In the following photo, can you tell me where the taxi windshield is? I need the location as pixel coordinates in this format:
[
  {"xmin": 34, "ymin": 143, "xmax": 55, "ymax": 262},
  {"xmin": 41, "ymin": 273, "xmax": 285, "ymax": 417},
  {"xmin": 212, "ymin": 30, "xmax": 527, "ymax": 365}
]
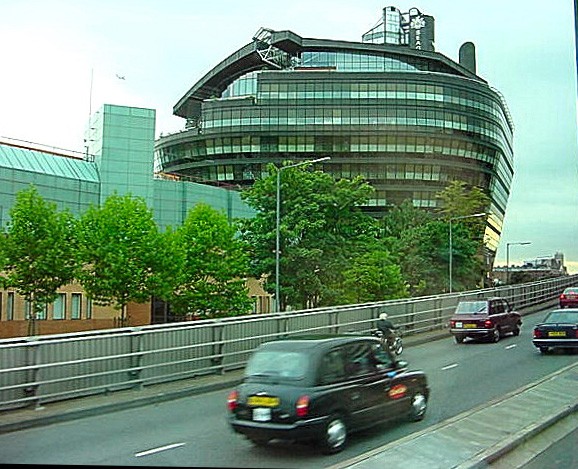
[{"xmin": 245, "ymin": 350, "xmax": 307, "ymax": 380}]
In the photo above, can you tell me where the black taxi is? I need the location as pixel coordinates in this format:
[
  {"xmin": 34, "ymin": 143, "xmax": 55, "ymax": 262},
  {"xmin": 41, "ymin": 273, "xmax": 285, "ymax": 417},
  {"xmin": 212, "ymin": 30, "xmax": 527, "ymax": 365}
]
[{"xmin": 226, "ymin": 335, "xmax": 429, "ymax": 454}]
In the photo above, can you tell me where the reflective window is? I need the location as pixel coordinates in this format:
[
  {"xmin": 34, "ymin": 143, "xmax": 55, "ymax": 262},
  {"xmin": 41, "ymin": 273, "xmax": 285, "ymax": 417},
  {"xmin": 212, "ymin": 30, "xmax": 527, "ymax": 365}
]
[
  {"xmin": 71, "ymin": 293, "xmax": 81, "ymax": 320},
  {"xmin": 86, "ymin": 298, "xmax": 93, "ymax": 320},
  {"xmin": 6, "ymin": 292, "xmax": 14, "ymax": 321},
  {"xmin": 53, "ymin": 293, "xmax": 66, "ymax": 320}
]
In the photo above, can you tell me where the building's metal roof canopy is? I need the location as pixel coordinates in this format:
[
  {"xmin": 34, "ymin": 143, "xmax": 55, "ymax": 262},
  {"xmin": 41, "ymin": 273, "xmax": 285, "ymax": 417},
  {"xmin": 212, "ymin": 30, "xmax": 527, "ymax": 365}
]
[
  {"xmin": 0, "ymin": 142, "xmax": 99, "ymax": 182},
  {"xmin": 173, "ymin": 28, "xmax": 484, "ymax": 119}
]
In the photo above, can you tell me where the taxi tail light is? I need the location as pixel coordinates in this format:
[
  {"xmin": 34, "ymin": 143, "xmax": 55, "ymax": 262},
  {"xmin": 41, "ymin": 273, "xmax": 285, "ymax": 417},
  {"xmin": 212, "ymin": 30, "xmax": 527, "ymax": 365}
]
[
  {"xmin": 296, "ymin": 395, "xmax": 310, "ymax": 418},
  {"xmin": 484, "ymin": 319, "xmax": 493, "ymax": 329},
  {"xmin": 560, "ymin": 294, "xmax": 566, "ymax": 299},
  {"xmin": 449, "ymin": 320, "xmax": 456, "ymax": 327},
  {"xmin": 575, "ymin": 330, "xmax": 578, "ymax": 338},
  {"xmin": 227, "ymin": 390, "xmax": 238, "ymax": 412},
  {"xmin": 533, "ymin": 329, "xmax": 542, "ymax": 338}
]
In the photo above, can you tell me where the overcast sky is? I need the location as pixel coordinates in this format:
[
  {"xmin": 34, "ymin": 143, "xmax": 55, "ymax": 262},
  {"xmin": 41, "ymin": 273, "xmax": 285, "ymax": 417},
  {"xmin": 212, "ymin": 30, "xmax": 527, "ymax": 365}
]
[{"xmin": 1, "ymin": 0, "xmax": 577, "ymax": 271}]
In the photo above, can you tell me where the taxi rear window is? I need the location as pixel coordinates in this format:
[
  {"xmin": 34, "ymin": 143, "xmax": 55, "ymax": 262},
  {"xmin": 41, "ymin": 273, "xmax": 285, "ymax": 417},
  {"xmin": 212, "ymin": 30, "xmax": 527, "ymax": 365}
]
[
  {"xmin": 455, "ymin": 301, "xmax": 487, "ymax": 314},
  {"xmin": 545, "ymin": 311, "xmax": 578, "ymax": 324},
  {"xmin": 245, "ymin": 350, "xmax": 307, "ymax": 380}
]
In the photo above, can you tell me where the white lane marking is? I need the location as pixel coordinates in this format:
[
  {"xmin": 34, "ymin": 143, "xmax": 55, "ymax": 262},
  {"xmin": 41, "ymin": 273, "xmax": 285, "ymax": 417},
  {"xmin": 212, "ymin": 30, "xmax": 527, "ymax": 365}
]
[
  {"xmin": 442, "ymin": 363, "xmax": 459, "ymax": 370},
  {"xmin": 505, "ymin": 344, "xmax": 517, "ymax": 350},
  {"xmin": 135, "ymin": 442, "xmax": 186, "ymax": 458}
]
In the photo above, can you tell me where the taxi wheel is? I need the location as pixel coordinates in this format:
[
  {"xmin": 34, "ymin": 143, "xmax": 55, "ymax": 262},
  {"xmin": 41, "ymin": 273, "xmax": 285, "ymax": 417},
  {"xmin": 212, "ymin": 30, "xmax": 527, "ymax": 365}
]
[
  {"xmin": 492, "ymin": 327, "xmax": 501, "ymax": 343},
  {"xmin": 408, "ymin": 392, "xmax": 427, "ymax": 421},
  {"xmin": 320, "ymin": 414, "xmax": 347, "ymax": 454}
]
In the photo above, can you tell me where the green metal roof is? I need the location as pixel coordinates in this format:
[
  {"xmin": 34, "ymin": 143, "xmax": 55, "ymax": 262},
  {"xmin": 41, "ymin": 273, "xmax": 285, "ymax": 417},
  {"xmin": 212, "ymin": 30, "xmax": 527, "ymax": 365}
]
[{"xmin": 0, "ymin": 143, "xmax": 99, "ymax": 182}]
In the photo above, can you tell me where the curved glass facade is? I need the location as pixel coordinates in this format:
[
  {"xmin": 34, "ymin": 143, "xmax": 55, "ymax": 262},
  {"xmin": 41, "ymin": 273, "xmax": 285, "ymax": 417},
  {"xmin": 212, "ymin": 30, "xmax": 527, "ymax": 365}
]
[{"xmin": 156, "ymin": 27, "xmax": 514, "ymax": 257}]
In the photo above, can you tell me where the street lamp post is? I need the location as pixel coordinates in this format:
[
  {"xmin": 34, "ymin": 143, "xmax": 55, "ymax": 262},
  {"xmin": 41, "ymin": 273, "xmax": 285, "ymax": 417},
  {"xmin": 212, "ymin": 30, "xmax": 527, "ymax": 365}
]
[
  {"xmin": 449, "ymin": 212, "xmax": 487, "ymax": 293},
  {"xmin": 275, "ymin": 156, "xmax": 330, "ymax": 312},
  {"xmin": 506, "ymin": 241, "xmax": 531, "ymax": 284}
]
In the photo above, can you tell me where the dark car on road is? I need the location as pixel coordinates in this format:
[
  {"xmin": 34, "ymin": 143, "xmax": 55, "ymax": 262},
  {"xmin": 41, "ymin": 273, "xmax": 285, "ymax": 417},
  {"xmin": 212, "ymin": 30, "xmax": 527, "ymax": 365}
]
[
  {"xmin": 532, "ymin": 308, "xmax": 578, "ymax": 354},
  {"xmin": 449, "ymin": 297, "xmax": 522, "ymax": 343},
  {"xmin": 558, "ymin": 287, "xmax": 578, "ymax": 308},
  {"xmin": 226, "ymin": 335, "xmax": 429, "ymax": 454}
]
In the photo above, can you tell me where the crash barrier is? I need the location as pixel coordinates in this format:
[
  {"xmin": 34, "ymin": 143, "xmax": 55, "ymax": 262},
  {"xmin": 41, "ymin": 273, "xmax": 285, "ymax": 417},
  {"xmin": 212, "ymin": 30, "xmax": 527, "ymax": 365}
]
[{"xmin": 1, "ymin": 275, "xmax": 576, "ymax": 410}]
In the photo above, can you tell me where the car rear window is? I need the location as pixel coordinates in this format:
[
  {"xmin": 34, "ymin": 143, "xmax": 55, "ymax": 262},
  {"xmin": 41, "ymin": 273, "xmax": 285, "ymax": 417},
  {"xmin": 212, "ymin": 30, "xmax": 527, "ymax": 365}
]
[
  {"xmin": 545, "ymin": 311, "xmax": 578, "ymax": 324},
  {"xmin": 455, "ymin": 301, "xmax": 487, "ymax": 314},
  {"xmin": 245, "ymin": 350, "xmax": 308, "ymax": 380},
  {"xmin": 563, "ymin": 288, "xmax": 578, "ymax": 294}
]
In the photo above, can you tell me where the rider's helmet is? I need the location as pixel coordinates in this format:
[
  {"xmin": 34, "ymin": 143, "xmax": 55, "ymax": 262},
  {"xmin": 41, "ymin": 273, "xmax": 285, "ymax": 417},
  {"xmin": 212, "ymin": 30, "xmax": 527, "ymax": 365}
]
[{"xmin": 379, "ymin": 312, "xmax": 388, "ymax": 320}]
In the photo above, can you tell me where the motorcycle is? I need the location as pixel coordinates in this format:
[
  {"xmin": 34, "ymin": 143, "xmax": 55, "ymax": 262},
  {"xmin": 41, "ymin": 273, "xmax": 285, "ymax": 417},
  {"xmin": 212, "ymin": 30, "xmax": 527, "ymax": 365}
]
[{"xmin": 371, "ymin": 328, "xmax": 403, "ymax": 356}]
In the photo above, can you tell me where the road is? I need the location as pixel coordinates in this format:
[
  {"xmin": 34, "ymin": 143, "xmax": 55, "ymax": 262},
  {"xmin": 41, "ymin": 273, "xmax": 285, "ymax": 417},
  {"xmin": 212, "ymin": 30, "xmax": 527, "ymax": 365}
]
[{"xmin": 0, "ymin": 310, "xmax": 575, "ymax": 467}]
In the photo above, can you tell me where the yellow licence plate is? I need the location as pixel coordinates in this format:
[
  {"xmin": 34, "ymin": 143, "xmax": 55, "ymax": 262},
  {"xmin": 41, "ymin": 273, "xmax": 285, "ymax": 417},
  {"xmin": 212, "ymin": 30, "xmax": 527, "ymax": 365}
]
[
  {"xmin": 247, "ymin": 396, "xmax": 280, "ymax": 407},
  {"xmin": 548, "ymin": 331, "xmax": 566, "ymax": 337},
  {"xmin": 464, "ymin": 324, "xmax": 477, "ymax": 329}
]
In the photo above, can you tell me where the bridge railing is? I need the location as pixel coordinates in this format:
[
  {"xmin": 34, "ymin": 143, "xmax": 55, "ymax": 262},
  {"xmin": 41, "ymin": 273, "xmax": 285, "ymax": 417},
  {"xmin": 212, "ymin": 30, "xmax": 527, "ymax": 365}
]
[{"xmin": 1, "ymin": 275, "xmax": 576, "ymax": 410}]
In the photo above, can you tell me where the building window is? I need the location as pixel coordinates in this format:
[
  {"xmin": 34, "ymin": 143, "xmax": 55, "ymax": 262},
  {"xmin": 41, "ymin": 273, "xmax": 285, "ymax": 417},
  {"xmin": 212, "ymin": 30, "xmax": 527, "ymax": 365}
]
[
  {"xmin": 6, "ymin": 292, "xmax": 14, "ymax": 321},
  {"xmin": 86, "ymin": 298, "xmax": 93, "ymax": 320},
  {"xmin": 71, "ymin": 293, "xmax": 82, "ymax": 320},
  {"xmin": 24, "ymin": 301, "xmax": 46, "ymax": 319},
  {"xmin": 38, "ymin": 304, "xmax": 48, "ymax": 320},
  {"xmin": 53, "ymin": 293, "xmax": 66, "ymax": 320}
]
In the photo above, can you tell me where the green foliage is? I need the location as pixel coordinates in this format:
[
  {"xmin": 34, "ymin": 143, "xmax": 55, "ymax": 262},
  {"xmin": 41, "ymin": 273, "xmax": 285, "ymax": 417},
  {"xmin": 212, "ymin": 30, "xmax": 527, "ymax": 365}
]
[
  {"xmin": 435, "ymin": 180, "xmax": 490, "ymax": 221},
  {"xmin": 1, "ymin": 185, "xmax": 77, "ymax": 333},
  {"xmin": 339, "ymin": 245, "xmax": 409, "ymax": 304},
  {"xmin": 407, "ymin": 220, "xmax": 480, "ymax": 294},
  {"xmin": 240, "ymin": 162, "xmax": 404, "ymax": 309},
  {"xmin": 381, "ymin": 183, "xmax": 488, "ymax": 294},
  {"xmin": 381, "ymin": 199, "xmax": 431, "ymax": 240},
  {"xmin": 75, "ymin": 192, "xmax": 176, "ymax": 319},
  {"xmin": 169, "ymin": 204, "xmax": 253, "ymax": 318},
  {"xmin": 0, "ymin": 174, "xmax": 495, "ymax": 333}
]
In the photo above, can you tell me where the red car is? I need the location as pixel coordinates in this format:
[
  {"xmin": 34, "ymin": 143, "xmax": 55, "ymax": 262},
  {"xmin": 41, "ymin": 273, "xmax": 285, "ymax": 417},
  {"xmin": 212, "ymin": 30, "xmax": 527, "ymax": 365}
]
[
  {"xmin": 558, "ymin": 287, "xmax": 578, "ymax": 308},
  {"xmin": 449, "ymin": 297, "xmax": 522, "ymax": 343}
]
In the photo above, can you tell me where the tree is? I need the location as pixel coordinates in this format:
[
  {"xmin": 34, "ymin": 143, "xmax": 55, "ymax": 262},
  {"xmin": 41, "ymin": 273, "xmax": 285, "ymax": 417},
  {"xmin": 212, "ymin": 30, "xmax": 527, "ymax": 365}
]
[
  {"xmin": 1, "ymin": 185, "xmax": 77, "ymax": 335},
  {"xmin": 75, "ymin": 193, "xmax": 178, "ymax": 325},
  {"xmin": 239, "ymin": 162, "xmax": 379, "ymax": 310},
  {"xmin": 436, "ymin": 180, "xmax": 490, "ymax": 290},
  {"xmin": 340, "ymin": 245, "xmax": 409, "ymax": 304},
  {"xmin": 380, "ymin": 199, "xmax": 480, "ymax": 295},
  {"xmin": 381, "ymin": 199, "xmax": 431, "ymax": 240},
  {"xmin": 435, "ymin": 180, "xmax": 490, "ymax": 221},
  {"xmin": 168, "ymin": 204, "xmax": 253, "ymax": 319}
]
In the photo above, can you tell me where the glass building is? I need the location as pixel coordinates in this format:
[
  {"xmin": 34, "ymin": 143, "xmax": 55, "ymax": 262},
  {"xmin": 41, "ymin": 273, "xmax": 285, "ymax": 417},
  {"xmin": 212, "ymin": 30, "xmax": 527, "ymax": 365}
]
[
  {"xmin": 0, "ymin": 104, "xmax": 254, "ymax": 231},
  {"xmin": 155, "ymin": 6, "xmax": 514, "ymax": 261}
]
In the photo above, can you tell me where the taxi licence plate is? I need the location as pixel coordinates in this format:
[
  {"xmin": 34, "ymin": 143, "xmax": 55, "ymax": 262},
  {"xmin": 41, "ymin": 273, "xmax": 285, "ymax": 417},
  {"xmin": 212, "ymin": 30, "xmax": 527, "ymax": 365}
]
[
  {"xmin": 252, "ymin": 407, "xmax": 272, "ymax": 422},
  {"xmin": 548, "ymin": 331, "xmax": 566, "ymax": 337},
  {"xmin": 247, "ymin": 396, "xmax": 280, "ymax": 407},
  {"xmin": 464, "ymin": 323, "xmax": 477, "ymax": 329}
]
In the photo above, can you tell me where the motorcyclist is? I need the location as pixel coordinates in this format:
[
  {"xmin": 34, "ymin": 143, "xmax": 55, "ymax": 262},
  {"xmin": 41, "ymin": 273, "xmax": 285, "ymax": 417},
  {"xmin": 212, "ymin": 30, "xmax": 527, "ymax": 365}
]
[{"xmin": 376, "ymin": 312, "xmax": 399, "ymax": 357}]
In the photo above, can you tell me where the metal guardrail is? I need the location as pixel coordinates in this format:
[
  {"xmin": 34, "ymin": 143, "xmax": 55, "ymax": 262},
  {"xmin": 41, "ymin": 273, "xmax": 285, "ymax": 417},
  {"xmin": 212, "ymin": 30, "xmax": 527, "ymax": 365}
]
[{"xmin": 1, "ymin": 275, "xmax": 576, "ymax": 410}]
